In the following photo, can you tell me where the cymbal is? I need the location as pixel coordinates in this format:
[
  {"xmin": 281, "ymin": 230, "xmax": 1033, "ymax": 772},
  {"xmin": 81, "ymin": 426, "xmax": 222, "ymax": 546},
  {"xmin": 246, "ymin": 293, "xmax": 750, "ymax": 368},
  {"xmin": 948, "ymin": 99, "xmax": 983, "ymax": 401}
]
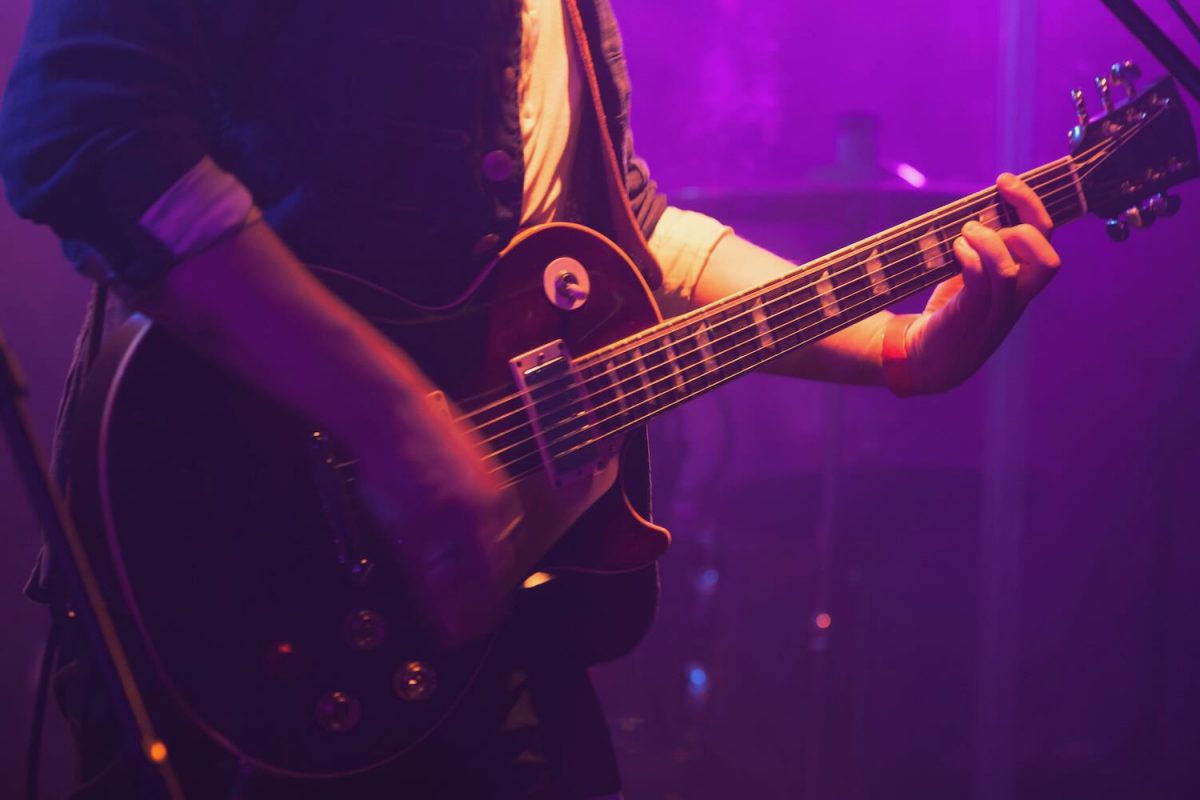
[{"xmin": 674, "ymin": 180, "xmax": 977, "ymax": 223}]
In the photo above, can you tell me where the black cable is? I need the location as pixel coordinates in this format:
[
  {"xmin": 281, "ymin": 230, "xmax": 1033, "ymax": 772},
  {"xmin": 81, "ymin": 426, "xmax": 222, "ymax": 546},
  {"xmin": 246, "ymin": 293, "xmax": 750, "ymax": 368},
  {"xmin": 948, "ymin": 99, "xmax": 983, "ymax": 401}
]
[
  {"xmin": 26, "ymin": 615, "xmax": 62, "ymax": 800},
  {"xmin": 1167, "ymin": 0, "xmax": 1200, "ymax": 48}
]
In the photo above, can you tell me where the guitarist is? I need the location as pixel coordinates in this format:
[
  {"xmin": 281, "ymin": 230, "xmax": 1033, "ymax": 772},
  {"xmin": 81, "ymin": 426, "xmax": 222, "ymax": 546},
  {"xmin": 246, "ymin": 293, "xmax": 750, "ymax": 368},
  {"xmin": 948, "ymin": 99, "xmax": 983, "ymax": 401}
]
[{"xmin": 0, "ymin": 0, "xmax": 1060, "ymax": 797}]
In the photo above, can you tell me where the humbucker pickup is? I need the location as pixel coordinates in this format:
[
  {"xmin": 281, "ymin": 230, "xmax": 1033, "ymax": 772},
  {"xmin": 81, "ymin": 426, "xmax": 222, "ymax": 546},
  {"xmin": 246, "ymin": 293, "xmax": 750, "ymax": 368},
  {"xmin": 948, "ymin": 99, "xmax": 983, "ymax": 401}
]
[{"xmin": 509, "ymin": 340, "xmax": 602, "ymax": 485}]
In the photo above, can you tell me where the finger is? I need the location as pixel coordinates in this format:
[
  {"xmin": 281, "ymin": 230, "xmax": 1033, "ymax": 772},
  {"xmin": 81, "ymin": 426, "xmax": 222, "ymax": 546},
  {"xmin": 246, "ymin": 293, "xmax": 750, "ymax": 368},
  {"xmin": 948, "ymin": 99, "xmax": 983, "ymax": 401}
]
[
  {"xmin": 999, "ymin": 224, "xmax": 1062, "ymax": 303},
  {"xmin": 923, "ymin": 274, "xmax": 963, "ymax": 315},
  {"xmin": 997, "ymin": 172, "xmax": 1054, "ymax": 235},
  {"xmin": 951, "ymin": 233, "xmax": 989, "ymax": 326},
  {"xmin": 962, "ymin": 221, "xmax": 1019, "ymax": 328}
]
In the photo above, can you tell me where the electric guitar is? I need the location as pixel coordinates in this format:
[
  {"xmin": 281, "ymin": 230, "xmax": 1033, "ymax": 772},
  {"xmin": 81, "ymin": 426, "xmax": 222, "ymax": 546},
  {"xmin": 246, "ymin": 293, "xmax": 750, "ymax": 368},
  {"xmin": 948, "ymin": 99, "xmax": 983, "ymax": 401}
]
[{"xmin": 69, "ymin": 71, "xmax": 1198, "ymax": 778}]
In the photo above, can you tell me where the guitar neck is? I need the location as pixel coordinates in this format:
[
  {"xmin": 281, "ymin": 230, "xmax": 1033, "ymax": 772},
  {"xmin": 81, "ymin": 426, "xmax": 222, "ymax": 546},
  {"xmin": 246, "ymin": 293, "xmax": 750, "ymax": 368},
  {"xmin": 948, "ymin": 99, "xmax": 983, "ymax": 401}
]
[{"xmin": 573, "ymin": 156, "xmax": 1088, "ymax": 434}]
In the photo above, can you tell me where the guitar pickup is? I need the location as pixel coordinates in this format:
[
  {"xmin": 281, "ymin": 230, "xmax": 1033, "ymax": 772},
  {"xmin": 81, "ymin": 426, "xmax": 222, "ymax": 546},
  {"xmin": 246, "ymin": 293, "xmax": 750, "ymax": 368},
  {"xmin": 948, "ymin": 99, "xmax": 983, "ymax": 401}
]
[{"xmin": 509, "ymin": 340, "xmax": 601, "ymax": 486}]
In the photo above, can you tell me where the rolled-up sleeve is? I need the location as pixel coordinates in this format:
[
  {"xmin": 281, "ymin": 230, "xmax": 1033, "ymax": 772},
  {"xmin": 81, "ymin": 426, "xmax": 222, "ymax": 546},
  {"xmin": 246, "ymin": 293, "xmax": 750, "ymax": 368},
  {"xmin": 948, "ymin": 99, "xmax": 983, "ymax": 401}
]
[
  {"xmin": 623, "ymin": 129, "xmax": 668, "ymax": 244},
  {"xmin": 0, "ymin": 0, "xmax": 212, "ymax": 288}
]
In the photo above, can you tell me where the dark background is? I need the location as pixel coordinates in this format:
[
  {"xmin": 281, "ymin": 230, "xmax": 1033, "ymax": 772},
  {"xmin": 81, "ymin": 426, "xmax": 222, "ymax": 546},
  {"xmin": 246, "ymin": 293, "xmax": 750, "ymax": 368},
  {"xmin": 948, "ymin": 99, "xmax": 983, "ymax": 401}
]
[{"xmin": 2, "ymin": 1, "xmax": 1199, "ymax": 798}]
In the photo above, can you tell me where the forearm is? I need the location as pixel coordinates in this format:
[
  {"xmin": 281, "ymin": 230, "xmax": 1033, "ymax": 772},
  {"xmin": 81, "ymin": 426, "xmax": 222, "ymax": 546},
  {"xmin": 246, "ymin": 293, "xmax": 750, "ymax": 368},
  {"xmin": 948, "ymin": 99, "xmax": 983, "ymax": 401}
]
[
  {"xmin": 134, "ymin": 220, "xmax": 446, "ymax": 457},
  {"xmin": 690, "ymin": 232, "xmax": 894, "ymax": 386}
]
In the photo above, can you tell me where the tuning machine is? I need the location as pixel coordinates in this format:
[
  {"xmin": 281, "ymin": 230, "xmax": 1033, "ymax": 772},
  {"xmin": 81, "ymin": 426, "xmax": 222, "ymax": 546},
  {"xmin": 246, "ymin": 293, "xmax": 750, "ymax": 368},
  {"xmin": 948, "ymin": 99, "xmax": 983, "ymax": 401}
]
[
  {"xmin": 1110, "ymin": 60, "xmax": 1141, "ymax": 101},
  {"xmin": 1095, "ymin": 75, "xmax": 1114, "ymax": 114},
  {"xmin": 1071, "ymin": 87, "xmax": 1089, "ymax": 127},
  {"xmin": 1125, "ymin": 205, "xmax": 1154, "ymax": 228},
  {"xmin": 1105, "ymin": 193, "xmax": 1181, "ymax": 242},
  {"xmin": 1145, "ymin": 192, "xmax": 1182, "ymax": 218},
  {"xmin": 1105, "ymin": 218, "xmax": 1130, "ymax": 242}
]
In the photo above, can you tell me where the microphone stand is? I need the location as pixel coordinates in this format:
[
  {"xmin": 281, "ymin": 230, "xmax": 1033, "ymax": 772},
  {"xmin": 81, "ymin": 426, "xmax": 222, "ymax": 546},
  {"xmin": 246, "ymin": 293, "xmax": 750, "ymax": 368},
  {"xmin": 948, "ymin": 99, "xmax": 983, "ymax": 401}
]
[
  {"xmin": 0, "ymin": 329, "xmax": 185, "ymax": 800},
  {"xmin": 1101, "ymin": 0, "xmax": 1200, "ymax": 103}
]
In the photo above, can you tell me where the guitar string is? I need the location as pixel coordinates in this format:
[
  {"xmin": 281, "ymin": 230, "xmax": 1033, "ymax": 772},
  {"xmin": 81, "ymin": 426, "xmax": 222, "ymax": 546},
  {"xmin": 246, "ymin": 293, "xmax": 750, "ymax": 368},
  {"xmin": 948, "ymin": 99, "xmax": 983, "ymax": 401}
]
[
  {"xmin": 481, "ymin": 119, "xmax": 1154, "ymax": 475},
  {"xmin": 453, "ymin": 111, "xmax": 1155, "ymax": 432},
  {"xmin": 456, "ymin": 148, "xmax": 1108, "ymax": 440},
  {"xmin": 457, "ymin": 123, "xmax": 1143, "ymax": 452},
  {"xmin": 484, "ymin": 184, "xmax": 1100, "ymax": 476},
  {"xmin": 462, "ymin": 165, "xmax": 1078, "ymax": 450},
  {"xmin": 326, "ymin": 116, "xmax": 1141, "ymax": 476},
  {"xmin": 447, "ymin": 156, "xmax": 1084, "ymax": 429},
  {"xmin": 471, "ymin": 168, "xmax": 1094, "ymax": 460},
  {"xmin": 481, "ymin": 176, "xmax": 1090, "ymax": 470}
]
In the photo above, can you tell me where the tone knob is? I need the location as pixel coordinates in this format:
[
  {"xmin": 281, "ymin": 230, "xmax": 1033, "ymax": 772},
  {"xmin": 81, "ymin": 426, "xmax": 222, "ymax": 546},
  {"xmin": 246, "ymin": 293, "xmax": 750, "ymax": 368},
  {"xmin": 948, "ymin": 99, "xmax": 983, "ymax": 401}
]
[
  {"xmin": 394, "ymin": 661, "xmax": 438, "ymax": 702},
  {"xmin": 315, "ymin": 691, "xmax": 361, "ymax": 733},
  {"xmin": 343, "ymin": 609, "xmax": 387, "ymax": 650}
]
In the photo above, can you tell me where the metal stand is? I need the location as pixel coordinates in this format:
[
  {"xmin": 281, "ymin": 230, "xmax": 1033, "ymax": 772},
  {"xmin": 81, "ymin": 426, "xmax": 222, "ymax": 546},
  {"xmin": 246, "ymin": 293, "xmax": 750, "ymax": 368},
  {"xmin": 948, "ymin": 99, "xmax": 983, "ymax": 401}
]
[
  {"xmin": 0, "ymin": 329, "xmax": 185, "ymax": 800},
  {"xmin": 1101, "ymin": 0, "xmax": 1200, "ymax": 103}
]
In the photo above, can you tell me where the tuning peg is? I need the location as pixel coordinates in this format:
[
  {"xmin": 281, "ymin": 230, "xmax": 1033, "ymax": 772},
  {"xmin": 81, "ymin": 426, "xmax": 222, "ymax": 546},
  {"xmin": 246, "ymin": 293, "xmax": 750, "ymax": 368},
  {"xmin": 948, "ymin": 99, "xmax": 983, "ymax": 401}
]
[
  {"xmin": 1126, "ymin": 205, "xmax": 1154, "ymax": 228},
  {"xmin": 1110, "ymin": 61, "xmax": 1141, "ymax": 99},
  {"xmin": 1095, "ymin": 76, "xmax": 1114, "ymax": 114},
  {"xmin": 1106, "ymin": 218, "xmax": 1130, "ymax": 242},
  {"xmin": 1071, "ymin": 87, "xmax": 1089, "ymax": 126},
  {"xmin": 1146, "ymin": 193, "xmax": 1182, "ymax": 218}
]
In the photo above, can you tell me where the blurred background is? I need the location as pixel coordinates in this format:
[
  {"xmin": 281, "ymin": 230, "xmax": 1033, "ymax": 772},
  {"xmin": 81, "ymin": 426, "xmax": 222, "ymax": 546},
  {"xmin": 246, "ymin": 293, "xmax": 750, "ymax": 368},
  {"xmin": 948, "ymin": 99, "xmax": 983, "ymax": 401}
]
[{"xmin": 2, "ymin": 1, "xmax": 1198, "ymax": 798}]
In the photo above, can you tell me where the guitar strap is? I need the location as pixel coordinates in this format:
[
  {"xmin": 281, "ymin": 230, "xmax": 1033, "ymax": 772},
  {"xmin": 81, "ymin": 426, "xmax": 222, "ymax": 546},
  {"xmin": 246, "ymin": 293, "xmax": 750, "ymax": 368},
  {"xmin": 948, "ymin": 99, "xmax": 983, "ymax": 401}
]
[{"xmin": 562, "ymin": 0, "xmax": 664, "ymax": 293}]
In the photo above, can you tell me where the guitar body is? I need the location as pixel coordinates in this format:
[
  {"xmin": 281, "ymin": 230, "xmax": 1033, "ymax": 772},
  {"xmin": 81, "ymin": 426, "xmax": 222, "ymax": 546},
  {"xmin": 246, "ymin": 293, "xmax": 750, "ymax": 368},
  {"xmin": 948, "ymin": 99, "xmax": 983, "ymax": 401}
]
[{"xmin": 68, "ymin": 223, "xmax": 670, "ymax": 777}]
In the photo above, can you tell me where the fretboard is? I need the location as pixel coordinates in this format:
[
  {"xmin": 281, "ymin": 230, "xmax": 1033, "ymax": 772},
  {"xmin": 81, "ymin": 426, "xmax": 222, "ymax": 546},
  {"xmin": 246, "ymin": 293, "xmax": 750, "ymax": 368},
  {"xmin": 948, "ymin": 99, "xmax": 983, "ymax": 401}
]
[{"xmin": 570, "ymin": 157, "xmax": 1087, "ymax": 442}]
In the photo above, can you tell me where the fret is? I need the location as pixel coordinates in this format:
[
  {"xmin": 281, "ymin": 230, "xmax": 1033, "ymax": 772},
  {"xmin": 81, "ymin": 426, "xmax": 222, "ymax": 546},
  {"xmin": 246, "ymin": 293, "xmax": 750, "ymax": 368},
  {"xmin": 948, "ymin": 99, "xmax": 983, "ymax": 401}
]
[
  {"xmin": 863, "ymin": 246, "xmax": 890, "ymax": 297},
  {"xmin": 661, "ymin": 334, "xmax": 687, "ymax": 394},
  {"xmin": 814, "ymin": 268, "xmax": 841, "ymax": 319},
  {"xmin": 790, "ymin": 273, "xmax": 828, "ymax": 338},
  {"xmin": 749, "ymin": 298, "xmax": 776, "ymax": 350},
  {"xmin": 917, "ymin": 226, "xmax": 950, "ymax": 272},
  {"xmin": 1064, "ymin": 157, "xmax": 1088, "ymax": 219},
  {"xmin": 880, "ymin": 235, "xmax": 921, "ymax": 291},
  {"xmin": 630, "ymin": 346, "xmax": 656, "ymax": 408},
  {"xmin": 602, "ymin": 358, "xmax": 627, "ymax": 413},
  {"xmin": 612, "ymin": 349, "xmax": 647, "ymax": 417},
  {"xmin": 639, "ymin": 339, "xmax": 681, "ymax": 406},
  {"xmin": 671, "ymin": 323, "xmax": 713, "ymax": 392},
  {"xmin": 977, "ymin": 201, "xmax": 1003, "ymax": 230},
  {"xmin": 1035, "ymin": 158, "xmax": 1087, "ymax": 226},
  {"xmin": 693, "ymin": 321, "xmax": 718, "ymax": 382},
  {"xmin": 707, "ymin": 306, "xmax": 759, "ymax": 375},
  {"xmin": 760, "ymin": 282, "xmax": 803, "ymax": 341}
]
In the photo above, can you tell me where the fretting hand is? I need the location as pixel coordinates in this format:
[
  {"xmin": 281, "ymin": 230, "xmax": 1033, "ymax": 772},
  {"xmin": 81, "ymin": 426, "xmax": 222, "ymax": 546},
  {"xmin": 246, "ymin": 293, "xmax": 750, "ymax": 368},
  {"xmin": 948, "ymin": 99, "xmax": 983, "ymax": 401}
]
[{"xmin": 899, "ymin": 173, "xmax": 1062, "ymax": 394}]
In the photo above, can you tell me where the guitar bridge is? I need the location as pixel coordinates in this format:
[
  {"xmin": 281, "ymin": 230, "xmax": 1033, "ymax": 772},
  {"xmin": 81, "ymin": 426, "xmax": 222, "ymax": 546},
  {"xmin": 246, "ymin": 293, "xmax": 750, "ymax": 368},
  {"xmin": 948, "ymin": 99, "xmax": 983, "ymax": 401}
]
[{"xmin": 509, "ymin": 340, "xmax": 603, "ymax": 486}]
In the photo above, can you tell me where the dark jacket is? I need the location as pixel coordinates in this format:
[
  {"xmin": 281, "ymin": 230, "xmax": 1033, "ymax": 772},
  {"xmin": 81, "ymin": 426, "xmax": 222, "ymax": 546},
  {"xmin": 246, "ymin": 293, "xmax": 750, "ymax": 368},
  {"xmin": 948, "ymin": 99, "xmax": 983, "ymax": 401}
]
[{"xmin": 0, "ymin": 0, "xmax": 666, "ymax": 614}]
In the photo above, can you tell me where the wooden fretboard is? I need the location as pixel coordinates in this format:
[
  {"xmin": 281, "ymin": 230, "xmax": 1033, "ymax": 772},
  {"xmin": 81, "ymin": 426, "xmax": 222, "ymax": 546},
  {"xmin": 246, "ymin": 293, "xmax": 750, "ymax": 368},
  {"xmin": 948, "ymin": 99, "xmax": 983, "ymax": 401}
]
[{"xmin": 564, "ymin": 158, "xmax": 1087, "ymax": 451}]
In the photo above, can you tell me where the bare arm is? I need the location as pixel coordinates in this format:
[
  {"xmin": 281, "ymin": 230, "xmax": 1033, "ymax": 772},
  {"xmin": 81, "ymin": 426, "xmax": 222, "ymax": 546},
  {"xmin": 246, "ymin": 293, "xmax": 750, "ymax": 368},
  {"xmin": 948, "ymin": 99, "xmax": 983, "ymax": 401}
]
[
  {"xmin": 687, "ymin": 232, "xmax": 893, "ymax": 385},
  {"xmin": 135, "ymin": 221, "xmax": 513, "ymax": 647},
  {"xmin": 683, "ymin": 175, "xmax": 1061, "ymax": 394}
]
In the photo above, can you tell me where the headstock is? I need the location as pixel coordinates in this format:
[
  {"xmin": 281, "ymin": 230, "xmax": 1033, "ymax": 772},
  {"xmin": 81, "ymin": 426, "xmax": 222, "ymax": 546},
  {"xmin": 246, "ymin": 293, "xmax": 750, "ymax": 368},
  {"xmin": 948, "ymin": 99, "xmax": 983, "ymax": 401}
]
[{"xmin": 1069, "ymin": 62, "xmax": 1199, "ymax": 242}]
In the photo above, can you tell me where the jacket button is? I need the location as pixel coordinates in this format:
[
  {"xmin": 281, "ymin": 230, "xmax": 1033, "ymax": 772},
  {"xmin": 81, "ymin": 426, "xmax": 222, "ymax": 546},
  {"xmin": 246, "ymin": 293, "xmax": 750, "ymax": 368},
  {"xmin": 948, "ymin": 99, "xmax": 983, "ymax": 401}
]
[
  {"xmin": 471, "ymin": 233, "xmax": 501, "ymax": 257},
  {"xmin": 481, "ymin": 149, "xmax": 515, "ymax": 182},
  {"xmin": 503, "ymin": 66, "xmax": 518, "ymax": 84}
]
